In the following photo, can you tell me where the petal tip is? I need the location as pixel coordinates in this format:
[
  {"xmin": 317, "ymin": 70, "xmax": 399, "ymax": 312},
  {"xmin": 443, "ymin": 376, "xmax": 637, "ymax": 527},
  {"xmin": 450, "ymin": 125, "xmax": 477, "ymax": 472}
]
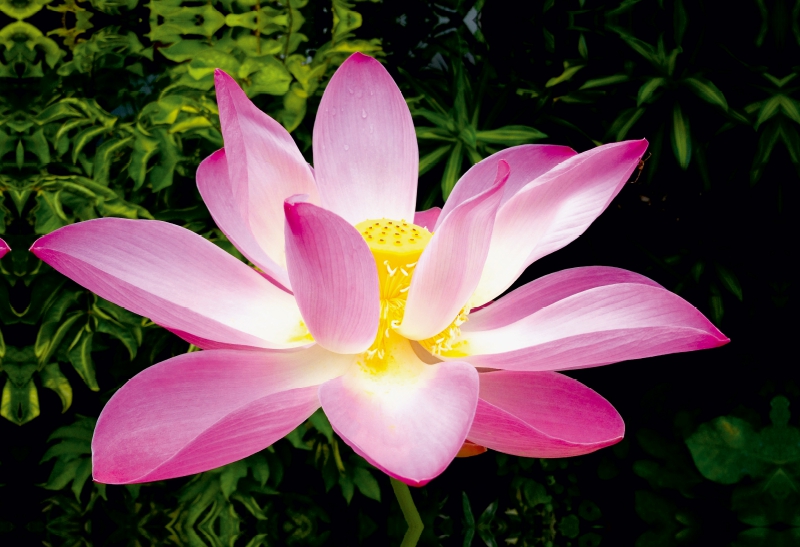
[{"xmin": 346, "ymin": 51, "xmax": 377, "ymax": 65}]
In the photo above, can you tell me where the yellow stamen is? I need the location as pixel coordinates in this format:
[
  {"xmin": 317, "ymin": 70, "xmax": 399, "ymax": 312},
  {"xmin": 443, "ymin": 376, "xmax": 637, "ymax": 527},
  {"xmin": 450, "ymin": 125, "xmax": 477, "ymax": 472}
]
[{"xmin": 354, "ymin": 218, "xmax": 433, "ymax": 374}]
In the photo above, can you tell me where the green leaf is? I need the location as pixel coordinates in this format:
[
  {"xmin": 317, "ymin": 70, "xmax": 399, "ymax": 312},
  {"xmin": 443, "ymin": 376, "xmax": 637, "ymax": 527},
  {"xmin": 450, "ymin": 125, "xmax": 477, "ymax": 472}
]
[
  {"xmin": 610, "ymin": 107, "xmax": 645, "ymax": 141},
  {"xmin": 339, "ymin": 470, "xmax": 356, "ymax": 503},
  {"xmin": 462, "ymin": 492, "xmax": 476, "ymax": 546},
  {"xmin": 545, "ymin": 63, "xmax": 585, "ymax": 87},
  {"xmin": 68, "ymin": 331, "xmax": 99, "ymax": 391},
  {"xmin": 219, "ymin": 460, "xmax": 248, "ymax": 500},
  {"xmin": 415, "ymin": 126, "xmax": 454, "ymax": 141},
  {"xmin": 71, "ymin": 458, "xmax": 92, "ymax": 501},
  {"xmin": 579, "ymin": 74, "xmax": 629, "ymax": 90},
  {"xmin": 308, "ymin": 408, "xmax": 334, "ymax": 443},
  {"xmin": 43, "ymin": 458, "xmax": 83, "ymax": 491},
  {"xmin": 92, "ymin": 136, "xmax": 133, "ymax": 185},
  {"xmin": 95, "ymin": 318, "xmax": 139, "ymax": 360},
  {"xmin": 441, "ymin": 140, "xmax": 464, "ymax": 200},
  {"xmin": 71, "ymin": 126, "xmax": 108, "ymax": 164},
  {"xmin": 684, "ymin": 77, "xmax": 728, "ymax": 110},
  {"xmin": 686, "ymin": 416, "xmax": 766, "ymax": 483},
  {"xmin": 38, "ymin": 364, "xmax": 72, "ymax": 413},
  {"xmin": 1, "ymin": 377, "xmax": 39, "ymax": 425},
  {"xmin": 715, "ymin": 263, "xmax": 743, "ymax": 301},
  {"xmin": 34, "ymin": 102, "xmax": 82, "ymax": 125},
  {"xmin": 419, "ymin": 145, "xmax": 451, "ymax": 176},
  {"xmin": 476, "ymin": 125, "xmax": 547, "ymax": 145},
  {"xmin": 674, "ymin": 0, "xmax": 688, "ymax": 45},
  {"xmin": 755, "ymin": 97, "xmax": 782, "ymax": 129},
  {"xmin": 670, "ymin": 103, "xmax": 692, "ymax": 169},
  {"xmin": 352, "ymin": 467, "xmax": 381, "ymax": 501},
  {"xmin": 637, "ymin": 77, "xmax": 666, "ymax": 106}
]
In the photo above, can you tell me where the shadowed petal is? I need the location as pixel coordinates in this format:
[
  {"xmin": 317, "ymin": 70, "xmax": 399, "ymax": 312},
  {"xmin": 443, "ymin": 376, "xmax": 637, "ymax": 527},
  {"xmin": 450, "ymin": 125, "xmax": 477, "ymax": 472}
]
[
  {"xmin": 436, "ymin": 144, "xmax": 576, "ymax": 229},
  {"xmin": 450, "ymin": 283, "xmax": 728, "ymax": 370},
  {"xmin": 413, "ymin": 207, "xmax": 441, "ymax": 230},
  {"xmin": 197, "ymin": 149, "xmax": 291, "ymax": 289},
  {"xmin": 398, "ymin": 161, "xmax": 509, "ymax": 340},
  {"xmin": 471, "ymin": 140, "xmax": 648, "ymax": 306},
  {"xmin": 467, "ymin": 371, "xmax": 624, "ymax": 457},
  {"xmin": 467, "ymin": 266, "xmax": 663, "ymax": 331},
  {"xmin": 31, "ymin": 218, "xmax": 307, "ymax": 349},
  {"xmin": 284, "ymin": 197, "xmax": 379, "ymax": 354},
  {"xmin": 0, "ymin": 238, "xmax": 8, "ymax": 258},
  {"xmin": 319, "ymin": 342, "xmax": 479, "ymax": 486},
  {"xmin": 214, "ymin": 69, "xmax": 319, "ymax": 273},
  {"xmin": 93, "ymin": 346, "xmax": 354, "ymax": 484},
  {"xmin": 313, "ymin": 53, "xmax": 418, "ymax": 224}
]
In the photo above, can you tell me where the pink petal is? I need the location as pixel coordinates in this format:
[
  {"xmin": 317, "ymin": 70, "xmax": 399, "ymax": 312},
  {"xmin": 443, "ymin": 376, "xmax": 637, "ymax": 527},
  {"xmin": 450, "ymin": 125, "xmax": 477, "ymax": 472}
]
[
  {"xmin": 467, "ymin": 371, "xmax": 624, "ymax": 457},
  {"xmin": 436, "ymin": 144, "xmax": 576, "ymax": 229},
  {"xmin": 0, "ymin": 238, "xmax": 8, "ymax": 258},
  {"xmin": 213, "ymin": 70, "xmax": 319, "ymax": 275},
  {"xmin": 467, "ymin": 266, "xmax": 663, "ymax": 331},
  {"xmin": 197, "ymin": 149, "xmax": 291, "ymax": 289},
  {"xmin": 31, "ymin": 218, "xmax": 307, "ymax": 349},
  {"xmin": 319, "ymin": 342, "xmax": 479, "ymax": 486},
  {"xmin": 398, "ymin": 162, "xmax": 509, "ymax": 340},
  {"xmin": 93, "ymin": 346, "xmax": 353, "ymax": 483},
  {"xmin": 284, "ymin": 197, "xmax": 379, "ymax": 354},
  {"xmin": 312, "ymin": 53, "xmax": 417, "ymax": 224},
  {"xmin": 413, "ymin": 207, "xmax": 441, "ymax": 230},
  {"xmin": 471, "ymin": 140, "xmax": 649, "ymax": 306},
  {"xmin": 458, "ymin": 283, "xmax": 728, "ymax": 371}
]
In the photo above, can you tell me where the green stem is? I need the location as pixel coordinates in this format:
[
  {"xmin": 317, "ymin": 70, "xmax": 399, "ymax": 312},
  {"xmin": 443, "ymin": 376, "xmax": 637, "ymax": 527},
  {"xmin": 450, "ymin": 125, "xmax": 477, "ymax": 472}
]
[{"xmin": 390, "ymin": 477, "xmax": 424, "ymax": 547}]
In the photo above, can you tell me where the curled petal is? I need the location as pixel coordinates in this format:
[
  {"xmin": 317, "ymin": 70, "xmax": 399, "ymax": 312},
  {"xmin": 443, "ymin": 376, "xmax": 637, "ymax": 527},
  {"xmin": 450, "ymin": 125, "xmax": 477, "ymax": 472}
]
[
  {"xmin": 197, "ymin": 149, "xmax": 291, "ymax": 289},
  {"xmin": 399, "ymin": 161, "xmax": 509, "ymax": 340},
  {"xmin": 31, "ymin": 218, "xmax": 306, "ymax": 349},
  {"xmin": 437, "ymin": 144, "xmax": 576, "ymax": 229},
  {"xmin": 319, "ymin": 342, "xmax": 479, "ymax": 486},
  {"xmin": 93, "ymin": 346, "xmax": 354, "ymax": 484},
  {"xmin": 0, "ymin": 238, "xmax": 8, "ymax": 258},
  {"xmin": 472, "ymin": 140, "xmax": 648, "ymax": 306},
  {"xmin": 214, "ymin": 70, "xmax": 319, "ymax": 275},
  {"xmin": 284, "ymin": 197, "xmax": 379, "ymax": 354},
  {"xmin": 467, "ymin": 266, "xmax": 662, "ymax": 331},
  {"xmin": 313, "ymin": 53, "xmax": 418, "ymax": 224},
  {"xmin": 467, "ymin": 371, "xmax": 624, "ymax": 457},
  {"xmin": 413, "ymin": 207, "xmax": 441, "ymax": 231},
  {"xmin": 452, "ymin": 283, "xmax": 728, "ymax": 370}
]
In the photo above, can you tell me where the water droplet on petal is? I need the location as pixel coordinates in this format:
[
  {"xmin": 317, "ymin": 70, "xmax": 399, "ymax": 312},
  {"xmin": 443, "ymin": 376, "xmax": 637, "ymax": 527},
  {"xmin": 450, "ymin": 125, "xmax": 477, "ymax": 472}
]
[
  {"xmin": 344, "ymin": 144, "xmax": 350, "ymax": 151},
  {"xmin": 361, "ymin": 109, "xmax": 367, "ymax": 118},
  {"xmin": 369, "ymin": 124, "xmax": 374, "ymax": 133},
  {"xmin": 348, "ymin": 87, "xmax": 354, "ymax": 94},
  {"xmin": 370, "ymin": 90, "xmax": 374, "ymax": 96}
]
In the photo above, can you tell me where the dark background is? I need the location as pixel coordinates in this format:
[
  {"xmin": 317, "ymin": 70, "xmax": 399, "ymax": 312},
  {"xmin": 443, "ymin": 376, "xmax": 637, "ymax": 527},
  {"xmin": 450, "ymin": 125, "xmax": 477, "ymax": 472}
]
[{"xmin": 0, "ymin": 0, "xmax": 796, "ymax": 545}]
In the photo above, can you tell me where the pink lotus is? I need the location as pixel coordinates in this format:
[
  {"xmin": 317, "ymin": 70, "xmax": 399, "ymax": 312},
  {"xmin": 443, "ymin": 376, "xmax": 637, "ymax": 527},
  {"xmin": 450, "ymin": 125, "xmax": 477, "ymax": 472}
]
[{"xmin": 31, "ymin": 53, "xmax": 727, "ymax": 486}]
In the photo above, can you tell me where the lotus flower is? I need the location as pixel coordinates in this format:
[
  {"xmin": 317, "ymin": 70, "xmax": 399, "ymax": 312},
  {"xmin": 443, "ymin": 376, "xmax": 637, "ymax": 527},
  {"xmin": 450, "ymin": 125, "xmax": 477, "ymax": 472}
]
[{"xmin": 30, "ymin": 53, "xmax": 727, "ymax": 486}]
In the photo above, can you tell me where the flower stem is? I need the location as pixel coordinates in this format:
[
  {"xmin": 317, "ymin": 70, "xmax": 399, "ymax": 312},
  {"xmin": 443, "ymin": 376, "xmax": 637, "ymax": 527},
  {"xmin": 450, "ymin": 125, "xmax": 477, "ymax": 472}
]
[{"xmin": 390, "ymin": 477, "xmax": 424, "ymax": 547}]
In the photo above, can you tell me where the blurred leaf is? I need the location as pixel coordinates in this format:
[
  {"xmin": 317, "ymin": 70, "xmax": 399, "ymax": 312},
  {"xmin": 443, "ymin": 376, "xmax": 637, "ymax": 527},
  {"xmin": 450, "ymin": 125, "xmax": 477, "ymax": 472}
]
[
  {"xmin": 441, "ymin": 140, "xmax": 464, "ymax": 200},
  {"xmin": 476, "ymin": 125, "xmax": 546, "ymax": 145},
  {"xmin": 68, "ymin": 330, "xmax": 99, "ymax": 391},
  {"xmin": 39, "ymin": 363, "xmax": 72, "ymax": 413},
  {"xmin": 716, "ymin": 263, "xmax": 743, "ymax": 301},
  {"xmin": 684, "ymin": 77, "xmax": 728, "ymax": 110},
  {"xmin": 670, "ymin": 103, "xmax": 692, "ymax": 169}
]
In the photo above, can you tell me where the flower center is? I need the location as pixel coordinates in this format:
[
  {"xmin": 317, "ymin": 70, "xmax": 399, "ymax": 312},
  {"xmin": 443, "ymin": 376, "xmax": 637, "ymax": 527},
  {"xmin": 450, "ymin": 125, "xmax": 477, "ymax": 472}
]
[{"xmin": 354, "ymin": 218, "xmax": 432, "ymax": 373}]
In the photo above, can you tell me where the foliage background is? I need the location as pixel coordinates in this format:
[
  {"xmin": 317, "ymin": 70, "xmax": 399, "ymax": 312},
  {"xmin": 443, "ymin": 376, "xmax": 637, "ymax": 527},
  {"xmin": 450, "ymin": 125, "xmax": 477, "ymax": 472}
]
[{"xmin": 0, "ymin": 0, "xmax": 797, "ymax": 545}]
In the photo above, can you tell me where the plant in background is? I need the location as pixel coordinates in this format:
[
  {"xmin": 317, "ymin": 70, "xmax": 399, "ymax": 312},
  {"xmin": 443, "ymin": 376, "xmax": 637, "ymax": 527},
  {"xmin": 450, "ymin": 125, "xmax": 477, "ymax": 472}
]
[{"xmin": 31, "ymin": 52, "xmax": 726, "ymax": 544}]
